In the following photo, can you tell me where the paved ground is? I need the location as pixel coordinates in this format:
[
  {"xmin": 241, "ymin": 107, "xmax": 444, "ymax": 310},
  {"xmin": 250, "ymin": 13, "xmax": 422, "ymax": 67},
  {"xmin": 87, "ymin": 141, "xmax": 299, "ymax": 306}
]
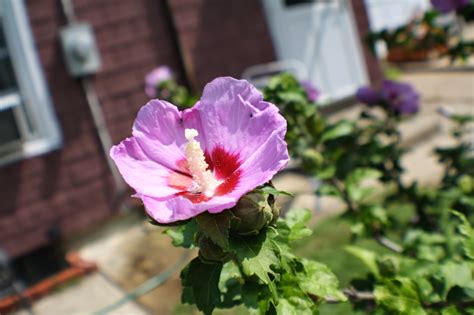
[
  {"xmin": 18, "ymin": 273, "xmax": 149, "ymax": 315},
  {"xmin": 14, "ymin": 69, "xmax": 473, "ymax": 315}
]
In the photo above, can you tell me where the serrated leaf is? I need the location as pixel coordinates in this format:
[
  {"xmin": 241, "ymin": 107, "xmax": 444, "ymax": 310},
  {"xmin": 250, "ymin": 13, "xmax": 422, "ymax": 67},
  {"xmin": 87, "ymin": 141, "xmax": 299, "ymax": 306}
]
[
  {"xmin": 452, "ymin": 211, "xmax": 474, "ymax": 259},
  {"xmin": 374, "ymin": 277, "xmax": 426, "ymax": 315},
  {"xmin": 298, "ymin": 259, "xmax": 346, "ymax": 302},
  {"xmin": 346, "ymin": 246, "xmax": 380, "ymax": 279},
  {"xmin": 164, "ymin": 219, "xmax": 198, "ymax": 248},
  {"xmin": 275, "ymin": 297, "xmax": 315, "ymax": 315},
  {"xmin": 181, "ymin": 258, "xmax": 223, "ymax": 315},
  {"xmin": 181, "ymin": 285, "xmax": 195, "ymax": 305},
  {"xmin": 180, "ymin": 263, "xmax": 194, "ymax": 304},
  {"xmin": 440, "ymin": 261, "xmax": 474, "ymax": 298},
  {"xmin": 284, "ymin": 208, "xmax": 313, "ymax": 241},
  {"xmin": 196, "ymin": 211, "xmax": 234, "ymax": 249},
  {"xmin": 230, "ymin": 232, "xmax": 280, "ymax": 302},
  {"xmin": 241, "ymin": 282, "xmax": 260, "ymax": 310},
  {"xmin": 218, "ymin": 261, "xmax": 242, "ymax": 308},
  {"xmin": 218, "ymin": 262, "xmax": 243, "ymax": 309}
]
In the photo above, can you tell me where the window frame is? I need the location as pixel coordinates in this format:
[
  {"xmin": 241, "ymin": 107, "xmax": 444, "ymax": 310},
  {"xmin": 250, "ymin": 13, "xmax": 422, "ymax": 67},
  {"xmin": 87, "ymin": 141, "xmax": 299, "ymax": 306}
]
[{"xmin": 0, "ymin": 0, "xmax": 62, "ymax": 166}]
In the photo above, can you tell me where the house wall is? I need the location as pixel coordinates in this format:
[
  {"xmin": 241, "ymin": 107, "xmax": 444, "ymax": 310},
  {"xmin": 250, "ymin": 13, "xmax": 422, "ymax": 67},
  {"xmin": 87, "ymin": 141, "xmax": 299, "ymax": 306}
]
[
  {"xmin": 0, "ymin": 0, "xmax": 186, "ymax": 258},
  {"xmin": 167, "ymin": 0, "xmax": 277, "ymax": 90}
]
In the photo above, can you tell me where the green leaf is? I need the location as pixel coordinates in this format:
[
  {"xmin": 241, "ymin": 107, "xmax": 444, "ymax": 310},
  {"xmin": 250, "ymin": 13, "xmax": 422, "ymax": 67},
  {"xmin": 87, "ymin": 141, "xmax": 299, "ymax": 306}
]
[
  {"xmin": 442, "ymin": 306, "xmax": 461, "ymax": 315},
  {"xmin": 230, "ymin": 232, "xmax": 280, "ymax": 302},
  {"xmin": 316, "ymin": 165, "xmax": 336, "ymax": 180},
  {"xmin": 218, "ymin": 261, "xmax": 242, "ymax": 304},
  {"xmin": 196, "ymin": 211, "xmax": 234, "ymax": 249},
  {"xmin": 218, "ymin": 261, "xmax": 241, "ymax": 290},
  {"xmin": 374, "ymin": 277, "xmax": 426, "ymax": 315},
  {"xmin": 284, "ymin": 208, "xmax": 313, "ymax": 241},
  {"xmin": 321, "ymin": 120, "xmax": 354, "ymax": 142},
  {"xmin": 452, "ymin": 211, "xmax": 474, "ymax": 259},
  {"xmin": 181, "ymin": 258, "xmax": 223, "ymax": 315},
  {"xmin": 298, "ymin": 259, "xmax": 347, "ymax": 301},
  {"xmin": 439, "ymin": 261, "xmax": 474, "ymax": 298},
  {"xmin": 218, "ymin": 262, "xmax": 243, "ymax": 309},
  {"xmin": 241, "ymin": 282, "xmax": 260, "ymax": 310},
  {"xmin": 317, "ymin": 184, "xmax": 340, "ymax": 197},
  {"xmin": 345, "ymin": 168, "xmax": 382, "ymax": 186},
  {"xmin": 256, "ymin": 185, "xmax": 294, "ymax": 197},
  {"xmin": 345, "ymin": 168, "xmax": 382, "ymax": 202},
  {"xmin": 345, "ymin": 246, "xmax": 380, "ymax": 279},
  {"xmin": 164, "ymin": 219, "xmax": 198, "ymax": 248},
  {"xmin": 275, "ymin": 297, "xmax": 315, "ymax": 315}
]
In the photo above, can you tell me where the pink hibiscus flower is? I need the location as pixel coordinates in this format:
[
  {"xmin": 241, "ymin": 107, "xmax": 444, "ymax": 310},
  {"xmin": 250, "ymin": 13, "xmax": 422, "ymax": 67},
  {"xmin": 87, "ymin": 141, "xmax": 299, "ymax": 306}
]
[
  {"xmin": 111, "ymin": 77, "xmax": 289, "ymax": 223},
  {"xmin": 144, "ymin": 66, "xmax": 173, "ymax": 98}
]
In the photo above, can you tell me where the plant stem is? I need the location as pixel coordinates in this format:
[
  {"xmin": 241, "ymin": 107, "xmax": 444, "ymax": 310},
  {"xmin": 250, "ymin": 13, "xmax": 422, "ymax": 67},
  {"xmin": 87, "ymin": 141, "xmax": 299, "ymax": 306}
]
[
  {"xmin": 330, "ymin": 178, "xmax": 358, "ymax": 213},
  {"xmin": 374, "ymin": 235, "xmax": 403, "ymax": 253},
  {"xmin": 325, "ymin": 289, "xmax": 375, "ymax": 304},
  {"xmin": 325, "ymin": 288, "xmax": 474, "ymax": 310}
]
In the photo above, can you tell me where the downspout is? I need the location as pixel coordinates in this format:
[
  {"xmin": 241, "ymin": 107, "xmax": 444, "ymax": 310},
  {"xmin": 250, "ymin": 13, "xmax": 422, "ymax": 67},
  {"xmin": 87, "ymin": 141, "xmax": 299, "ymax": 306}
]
[{"xmin": 59, "ymin": 0, "xmax": 127, "ymax": 202}]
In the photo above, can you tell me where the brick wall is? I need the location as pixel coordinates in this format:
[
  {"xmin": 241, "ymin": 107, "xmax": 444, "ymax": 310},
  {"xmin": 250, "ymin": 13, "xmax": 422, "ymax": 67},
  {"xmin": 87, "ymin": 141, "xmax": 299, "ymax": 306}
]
[
  {"xmin": 167, "ymin": 0, "xmax": 276, "ymax": 91},
  {"xmin": 0, "ymin": 0, "xmax": 184, "ymax": 258}
]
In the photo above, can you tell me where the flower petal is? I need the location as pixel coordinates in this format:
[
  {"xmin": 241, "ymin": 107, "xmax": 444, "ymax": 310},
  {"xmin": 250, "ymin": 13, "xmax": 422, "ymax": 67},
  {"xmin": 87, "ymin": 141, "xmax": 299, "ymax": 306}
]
[
  {"xmin": 194, "ymin": 77, "xmax": 287, "ymax": 168},
  {"xmin": 356, "ymin": 87, "xmax": 380, "ymax": 105},
  {"xmin": 110, "ymin": 137, "xmax": 188, "ymax": 199},
  {"xmin": 132, "ymin": 99, "xmax": 188, "ymax": 172},
  {"xmin": 141, "ymin": 194, "xmax": 237, "ymax": 223},
  {"xmin": 228, "ymin": 128, "xmax": 289, "ymax": 198}
]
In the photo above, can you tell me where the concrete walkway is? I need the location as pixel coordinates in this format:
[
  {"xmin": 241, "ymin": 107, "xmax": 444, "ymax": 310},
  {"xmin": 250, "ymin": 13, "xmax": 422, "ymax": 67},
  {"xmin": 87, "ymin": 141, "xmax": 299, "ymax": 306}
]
[{"xmin": 18, "ymin": 273, "xmax": 149, "ymax": 315}]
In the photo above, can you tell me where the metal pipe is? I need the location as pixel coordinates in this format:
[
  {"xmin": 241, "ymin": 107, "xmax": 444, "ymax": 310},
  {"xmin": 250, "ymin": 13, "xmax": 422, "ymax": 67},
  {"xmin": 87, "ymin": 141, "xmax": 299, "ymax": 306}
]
[
  {"xmin": 60, "ymin": 0, "xmax": 76, "ymax": 24},
  {"xmin": 60, "ymin": 0, "xmax": 127, "ymax": 196},
  {"xmin": 80, "ymin": 79, "xmax": 126, "ymax": 193}
]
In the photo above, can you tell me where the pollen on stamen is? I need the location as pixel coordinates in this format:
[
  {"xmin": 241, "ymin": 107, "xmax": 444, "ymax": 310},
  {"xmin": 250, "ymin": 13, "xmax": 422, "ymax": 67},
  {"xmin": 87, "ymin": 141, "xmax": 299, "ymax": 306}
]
[{"xmin": 184, "ymin": 128, "xmax": 220, "ymax": 196}]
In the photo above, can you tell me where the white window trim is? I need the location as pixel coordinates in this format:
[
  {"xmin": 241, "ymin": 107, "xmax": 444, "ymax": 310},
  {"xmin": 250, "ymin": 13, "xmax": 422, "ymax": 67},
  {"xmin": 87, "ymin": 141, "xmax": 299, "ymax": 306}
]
[{"xmin": 0, "ymin": 0, "xmax": 62, "ymax": 166}]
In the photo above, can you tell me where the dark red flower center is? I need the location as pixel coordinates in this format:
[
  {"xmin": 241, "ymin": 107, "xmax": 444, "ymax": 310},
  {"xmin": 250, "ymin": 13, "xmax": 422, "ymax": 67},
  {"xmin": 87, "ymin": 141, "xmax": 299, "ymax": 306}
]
[{"xmin": 167, "ymin": 145, "xmax": 241, "ymax": 203}]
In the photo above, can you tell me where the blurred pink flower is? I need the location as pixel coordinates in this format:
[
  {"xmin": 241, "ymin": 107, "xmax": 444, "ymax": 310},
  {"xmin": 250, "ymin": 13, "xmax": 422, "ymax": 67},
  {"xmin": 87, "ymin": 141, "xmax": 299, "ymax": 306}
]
[
  {"xmin": 301, "ymin": 80, "xmax": 320, "ymax": 102},
  {"xmin": 381, "ymin": 80, "xmax": 420, "ymax": 115},
  {"xmin": 144, "ymin": 66, "xmax": 173, "ymax": 98},
  {"xmin": 356, "ymin": 87, "xmax": 380, "ymax": 106},
  {"xmin": 111, "ymin": 77, "xmax": 289, "ymax": 223},
  {"xmin": 357, "ymin": 80, "xmax": 420, "ymax": 115},
  {"xmin": 431, "ymin": 0, "xmax": 470, "ymax": 13}
]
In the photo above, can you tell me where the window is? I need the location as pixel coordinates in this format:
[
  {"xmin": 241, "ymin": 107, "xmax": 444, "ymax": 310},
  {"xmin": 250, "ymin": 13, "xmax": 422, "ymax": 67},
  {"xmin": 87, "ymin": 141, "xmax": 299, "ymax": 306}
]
[
  {"xmin": 284, "ymin": 0, "xmax": 318, "ymax": 7},
  {"xmin": 0, "ymin": 0, "xmax": 62, "ymax": 166}
]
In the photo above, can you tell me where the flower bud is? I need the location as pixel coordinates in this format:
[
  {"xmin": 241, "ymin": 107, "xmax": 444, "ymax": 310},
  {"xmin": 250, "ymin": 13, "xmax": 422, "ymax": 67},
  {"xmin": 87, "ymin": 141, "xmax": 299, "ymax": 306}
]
[
  {"xmin": 197, "ymin": 233, "xmax": 232, "ymax": 264},
  {"xmin": 230, "ymin": 190, "xmax": 277, "ymax": 235}
]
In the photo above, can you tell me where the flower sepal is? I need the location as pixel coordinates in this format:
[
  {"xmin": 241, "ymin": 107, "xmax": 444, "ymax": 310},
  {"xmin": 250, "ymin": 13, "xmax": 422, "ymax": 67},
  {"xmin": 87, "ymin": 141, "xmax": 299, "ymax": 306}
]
[{"xmin": 196, "ymin": 233, "xmax": 233, "ymax": 264}]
